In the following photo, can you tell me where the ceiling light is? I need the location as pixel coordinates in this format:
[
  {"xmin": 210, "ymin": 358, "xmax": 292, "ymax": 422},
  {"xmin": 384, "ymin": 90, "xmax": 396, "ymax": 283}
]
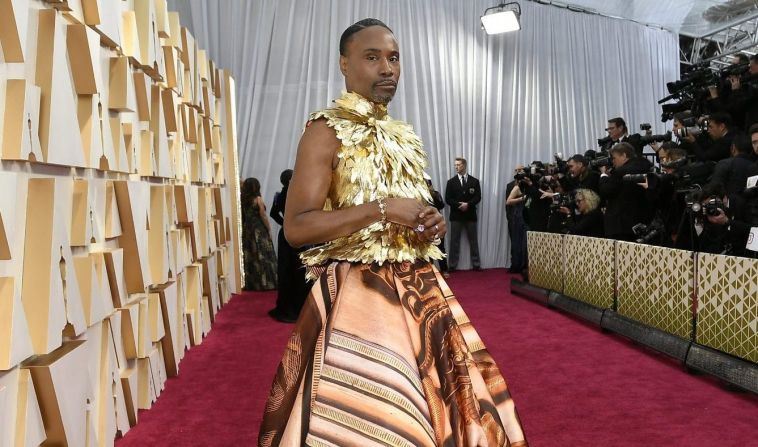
[{"xmin": 481, "ymin": 2, "xmax": 522, "ymax": 34}]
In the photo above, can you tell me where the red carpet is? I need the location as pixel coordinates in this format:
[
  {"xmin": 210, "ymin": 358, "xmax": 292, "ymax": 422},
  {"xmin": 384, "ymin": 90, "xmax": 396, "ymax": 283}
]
[{"xmin": 116, "ymin": 269, "xmax": 758, "ymax": 446}]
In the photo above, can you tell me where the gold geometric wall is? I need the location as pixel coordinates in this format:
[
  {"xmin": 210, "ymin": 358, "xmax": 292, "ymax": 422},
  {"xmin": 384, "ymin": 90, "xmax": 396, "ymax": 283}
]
[
  {"xmin": 697, "ymin": 253, "xmax": 758, "ymax": 363},
  {"xmin": 527, "ymin": 231, "xmax": 563, "ymax": 292},
  {"xmin": 0, "ymin": 0, "xmax": 242, "ymax": 445},
  {"xmin": 616, "ymin": 242, "xmax": 694, "ymax": 340},
  {"xmin": 563, "ymin": 235, "xmax": 615, "ymax": 309}
]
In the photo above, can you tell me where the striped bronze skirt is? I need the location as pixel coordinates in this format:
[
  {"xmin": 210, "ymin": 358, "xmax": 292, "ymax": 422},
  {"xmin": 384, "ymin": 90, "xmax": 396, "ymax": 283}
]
[{"xmin": 258, "ymin": 261, "xmax": 527, "ymax": 446}]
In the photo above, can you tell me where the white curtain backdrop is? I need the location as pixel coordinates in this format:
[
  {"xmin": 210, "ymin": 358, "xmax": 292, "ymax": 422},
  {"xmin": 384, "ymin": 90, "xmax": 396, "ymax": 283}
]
[{"xmin": 168, "ymin": 0, "xmax": 679, "ymax": 268}]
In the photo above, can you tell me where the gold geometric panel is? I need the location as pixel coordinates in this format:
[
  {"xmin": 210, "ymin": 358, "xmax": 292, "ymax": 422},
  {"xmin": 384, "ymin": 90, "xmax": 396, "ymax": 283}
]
[
  {"xmin": 696, "ymin": 253, "xmax": 758, "ymax": 363},
  {"xmin": 563, "ymin": 235, "xmax": 615, "ymax": 309},
  {"xmin": 616, "ymin": 242, "xmax": 694, "ymax": 339},
  {"xmin": 527, "ymin": 231, "xmax": 564, "ymax": 292}
]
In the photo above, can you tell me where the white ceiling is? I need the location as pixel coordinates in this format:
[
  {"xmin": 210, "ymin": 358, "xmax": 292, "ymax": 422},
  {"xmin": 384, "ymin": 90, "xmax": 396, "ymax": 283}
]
[{"xmin": 539, "ymin": 0, "xmax": 758, "ymax": 37}]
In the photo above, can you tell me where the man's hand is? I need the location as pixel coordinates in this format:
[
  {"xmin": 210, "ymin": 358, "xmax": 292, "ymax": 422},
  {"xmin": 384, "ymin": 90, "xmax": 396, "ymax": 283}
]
[
  {"xmin": 706, "ymin": 209, "xmax": 730, "ymax": 226},
  {"xmin": 418, "ymin": 207, "xmax": 447, "ymax": 241},
  {"xmin": 386, "ymin": 198, "xmax": 425, "ymax": 228},
  {"xmin": 558, "ymin": 206, "xmax": 571, "ymax": 215},
  {"xmin": 458, "ymin": 202, "xmax": 469, "ymax": 211},
  {"xmin": 599, "ymin": 165, "xmax": 609, "ymax": 175},
  {"xmin": 637, "ymin": 177, "xmax": 649, "ymax": 190},
  {"xmin": 729, "ymin": 75, "xmax": 741, "ymax": 91}
]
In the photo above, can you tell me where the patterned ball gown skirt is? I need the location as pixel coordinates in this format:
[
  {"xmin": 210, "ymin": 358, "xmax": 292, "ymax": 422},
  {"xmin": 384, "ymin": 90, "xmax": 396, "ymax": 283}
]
[{"xmin": 258, "ymin": 261, "xmax": 527, "ymax": 447}]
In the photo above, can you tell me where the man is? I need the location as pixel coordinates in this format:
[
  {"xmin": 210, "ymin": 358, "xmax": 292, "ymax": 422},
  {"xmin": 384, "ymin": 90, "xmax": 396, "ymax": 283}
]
[
  {"xmin": 445, "ymin": 157, "xmax": 482, "ymax": 271},
  {"xmin": 709, "ymin": 133, "xmax": 755, "ymax": 198},
  {"xmin": 598, "ymin": 142, "xmax": 653, "ymax": 240},
  {"xmin": 745, "ymin": 55, "xmax": 758, "ymax": 129},
  {"xmin": 750, "ymin": 124, "xmax": 758, "ymax": 159},
  {"xmin": 259, "ymin": 18, "xmax": 526, "ymax": 447},
  {"xmin": 602, "ymin": 117, "xmax": 644, "ymax": 156},
  {"xmin": 694, "ymin": 112, "xmax": 734, "ymax": 162},
  {"xmin": 696, "ymin": 184, "xmax": 752, "ymax": 256},
  {"xmin": 566, "ymin": 154, "xmax": 600, "ymax": 193}
]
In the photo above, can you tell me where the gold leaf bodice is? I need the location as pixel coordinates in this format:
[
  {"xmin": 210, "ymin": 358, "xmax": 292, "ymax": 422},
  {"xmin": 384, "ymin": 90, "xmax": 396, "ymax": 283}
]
[{"xmin": 299, "ymin": 92, "xmax": 443, "ymax": 270}]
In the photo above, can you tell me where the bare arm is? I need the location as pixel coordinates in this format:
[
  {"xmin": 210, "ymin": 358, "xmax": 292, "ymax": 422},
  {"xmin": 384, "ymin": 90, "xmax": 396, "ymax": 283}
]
[
  {"xmin": 284, "ymin": 119, "xmax": 441, "ymax": 247},
  {"xmin": 256, "ymin": 197, "xmax": 271, "ymax": 233},
  {"xmin": 505, "ymin": 185, "xmax": 525, "ymax": 206}
]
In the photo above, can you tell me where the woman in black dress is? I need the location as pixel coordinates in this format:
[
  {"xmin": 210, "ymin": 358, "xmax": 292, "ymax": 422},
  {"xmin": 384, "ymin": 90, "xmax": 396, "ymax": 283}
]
[{"xmin": 241, "ymin": 177, "xmax": 277, "ymax": 290}]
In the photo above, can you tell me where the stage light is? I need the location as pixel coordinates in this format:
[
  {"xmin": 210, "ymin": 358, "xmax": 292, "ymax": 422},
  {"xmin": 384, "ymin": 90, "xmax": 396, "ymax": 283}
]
[{"xmin": 481, "ymin": 2, "xmax": 522, "ymax": 34}]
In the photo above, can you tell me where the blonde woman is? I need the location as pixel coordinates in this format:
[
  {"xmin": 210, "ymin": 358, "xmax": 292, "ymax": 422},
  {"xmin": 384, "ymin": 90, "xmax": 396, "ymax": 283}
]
[{"xmin": 560, "ymin": 188, "xmax": 605, "ymax": 237}]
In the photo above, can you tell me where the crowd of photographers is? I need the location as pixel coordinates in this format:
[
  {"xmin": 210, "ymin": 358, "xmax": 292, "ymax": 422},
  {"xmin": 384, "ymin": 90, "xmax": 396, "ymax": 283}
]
[{"xmin": 506, "ymin": 54, "xmax": 758, "ymax": 273}]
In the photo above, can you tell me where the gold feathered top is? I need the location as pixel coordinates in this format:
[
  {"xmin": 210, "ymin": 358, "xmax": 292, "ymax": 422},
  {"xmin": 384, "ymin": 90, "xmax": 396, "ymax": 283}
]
[{"xmin": 299, "ymin": 92, "xmax": 443, "ymax": 271}]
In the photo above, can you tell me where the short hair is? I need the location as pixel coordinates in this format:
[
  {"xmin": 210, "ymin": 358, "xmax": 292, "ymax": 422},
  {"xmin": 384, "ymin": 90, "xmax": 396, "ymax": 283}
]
[
  {"xmin": 709, "ymin": 112, "xmax": 732, "ymax": 128},
  {"xmin": 339, "ymin": 18, "xmax": 393, "ymax": 56},
  {"xmin": 455, "ymin": 157, "xmax": 467, "ymax": 166},
  {"xmin": 568, "ymin": 154, "xmax": 587, "ymax": 165},
  {"xmin": 575, "ymin": 189, "xmax": 600, "ymax": 212},
  {"xmin": 734, "ymin": 53, "xmax": 749, "ymax": 65},
  {"xmin": 749, "ymin": 123, "xmax": 758, "ymax": 136},
  {"xmin": 659, "ymin": 141, "xmax": 679, "ymax": 151},
  {"xmin": 608, "ymin": 117, "xmax": 627, "ymax": 133},
  {"xmin": 609, "ymin": 142, "xmax": 636, "ymax": 159},
  {"xmin": 731, "ymin": 132, "xmax": 753, "ymax": 155},
  {"xmin": 751, "ymin": 54, "xmax": 758, "ymax": 64},
  {"xmin": 667, "ymin": 148, "xmax": 687, "ymax": 161},
  {"xmin": 280, "ymin": 169, "xmax": 293, "ymax": 186}
]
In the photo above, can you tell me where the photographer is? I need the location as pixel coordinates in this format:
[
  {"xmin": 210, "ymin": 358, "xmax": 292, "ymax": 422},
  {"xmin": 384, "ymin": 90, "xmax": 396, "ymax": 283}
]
[
  {"xmin": 695, "ymin": 184, "xmax": 752, "ymax": 256},
  {"xmin": 709, "ymin": 132, "xmax": 755, "ymax": 198},
  {"xmin": 694, "ymin": 112, "xmax": 734, "ymax": 162},
  {"xmin": 707, "ymin": 60, "xmax": 752, "ymax": 131},
  {"xmin": 746, "ymin": 55, "xmax": 758, "ymax": 130},
  {"xmin": 506, "ymin": 163, "xmax": 554, "ymax": 232},
  {"xmin": 636, "ymin": 147, "xmax": 692, "ymax": 247},
  {"xmin": 558, "ymin": 189, "xmax": 604, "ymax": 237},
  {"xmin": 565, "ymin": 154, "xmax": 600, "ymax": 193},
  {"xmin": 600, "ymin": 117, "xmax": 645, "ymax": 157},
  {"xmin": 672, "ymin": 112, "xmax": 706, "ymax": 156},
  {"xmin": 598, "ymin": 142, "xmax": 654, "ymax": 241}
]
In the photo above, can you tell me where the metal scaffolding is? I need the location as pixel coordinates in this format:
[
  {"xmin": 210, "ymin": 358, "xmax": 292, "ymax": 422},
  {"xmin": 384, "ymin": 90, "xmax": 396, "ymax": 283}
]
[{"xmin": 681, "ymin": 9, "xmax": 758, "ymax": 69}]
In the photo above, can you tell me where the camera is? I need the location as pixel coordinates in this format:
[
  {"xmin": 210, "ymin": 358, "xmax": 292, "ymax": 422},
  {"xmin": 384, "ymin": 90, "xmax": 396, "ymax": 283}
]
[
  {"xmin": 597, "ymin": 135, "xmax": 613, "ymax": 148},
  {"xmin": 632, "ymin": 221, "xmax": 664, "ymax": 244},
  {"xmin": 589, "ymin": 155, "xmax": 612, "ymax": 169},
  {"xmin": 623, "ymin": 173, "xmax": 648, "ymax": 183},
  {"xmin": 689, "ymin": 197, "xmax": 725, "ymax": 217},
  {"xmin": 550, "ymin": 192, "xmax": 575, "ymax": 211},
  {"xmin": 639, "ymin": 131, "xmax": 672, "ymax": 145},
  {"xmin": 640, "ymin": 123, "xmax": 652, "ymax": 132}
]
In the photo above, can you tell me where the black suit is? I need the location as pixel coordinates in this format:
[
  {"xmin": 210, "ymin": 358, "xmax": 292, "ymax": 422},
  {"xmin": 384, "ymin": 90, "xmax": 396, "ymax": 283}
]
[
  {"xmin": 709, "ymin": 154, "xmax": 755, "ymax": 197},
  {"xmin": 602, "ymin": 134, "xmax": 645, "ymax": 157},
  {"xmin": 445, "ymin": 174, "xmax": 481, "ymax": 269},
  {"xmin": 599, "ymin": 158, "xmax": 654, "ymax": 240}
]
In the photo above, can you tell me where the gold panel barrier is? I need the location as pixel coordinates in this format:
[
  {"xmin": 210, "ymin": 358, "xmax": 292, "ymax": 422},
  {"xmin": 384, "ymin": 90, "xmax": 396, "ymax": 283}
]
[
  {"xmin": 696, "ymin": 254, "xmax": 758, "ymax": 363},
  {"xmin": 563, "ymin": 235, "xmax": 615, "ymax": 309},
  {"xmin": 616, "ymin": 242, "xmax": 695, "ymax": 340},
  {"xmin": 527, "ymin": 231, "xmax": 564, "ymax": 292}
]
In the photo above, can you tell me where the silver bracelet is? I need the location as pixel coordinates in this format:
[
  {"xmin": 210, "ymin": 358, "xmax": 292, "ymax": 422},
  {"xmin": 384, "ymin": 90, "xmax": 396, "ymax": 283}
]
[{"xmin": 377, "ymin": 197, "xmax": 387, "ymax": 226}]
